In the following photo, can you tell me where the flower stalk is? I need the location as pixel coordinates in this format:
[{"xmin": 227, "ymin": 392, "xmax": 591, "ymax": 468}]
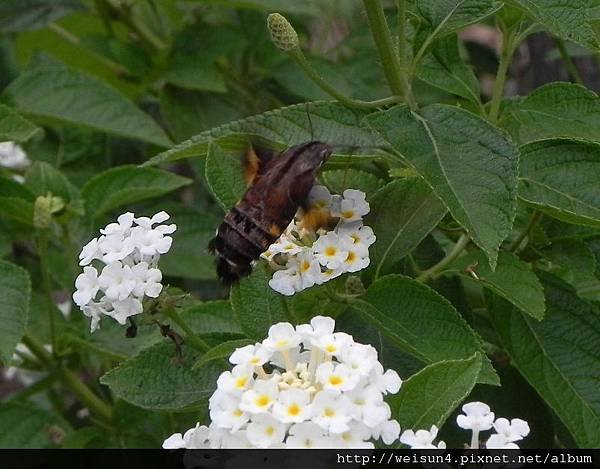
[
  {"xmin": 416, "ymin": 233, "xmax": 470, "ymax": 283},
  {"xmin": 163, "ymin": 307, "xmax": 210, "ymax": 352}
]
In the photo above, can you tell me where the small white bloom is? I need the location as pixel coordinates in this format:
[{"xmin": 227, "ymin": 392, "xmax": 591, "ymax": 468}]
[
  {"xmin": 216, "ymin": 364, "xmax": 254, "ymax": 395},
  {"xmin": 106, "ymin": 297, "xmax": 143, "ymax": 324},
  {"xmin": 246, "ymin": 413, "xmax": 286, "ymax": 448},
  {"xmin": 268, "ymin": 234, "xmax": 304, "ymax": 256},
  {"xmin": 331, "ymin": 189, "xmax": 370, "ymax": 222},
  {"xmin": 340, "ymin": 342, "xmax": 378, "ymax": 377},
  {"xmin": 240, "ymin": 379, "xmax": 279, "ymax": 414},
  {"xmin": 100, "ymin": 212, "xmax": 134, "ymax": 236},
  {"xmin": 316, "ymin": 362, "xmax": 360, "ymax": 394},
  {"xmin": 97, "ymin": 261, "xmax": 136, "ymax": 301},
  {"xmin": 307, "ymin": 185, "xmax": 332, "ymax": 209},
  {"xmin": 268, "ymin": 266, "xmax": 302, "ymax": 296},
  {"xmin": 486, "ymin": 434, "xmax": 520, "ymax": 449},
  {"xmin": 72, "ymin": 266, "xmax": 100, "ymax": 307},
  {"xmin": 400, "ymin": 425, "xmax": 445, "ymax": 449},
  {"xmin": 311, "ymin": 391, "xmax": 353, "ymax": 434},
  {"xmin": 313, "ymin": 232, "xmax": 349, "ymax": 269},
  {"xmin": 0, "ymin": 141, "xmax": 30, "ymax": 169},
  {"xmin": 79, "ymin": 237, "xmax": 104, "ymax": 266},
  {"xmin": 312, "ymin": 332, "xmax": 353, "ymax": 357},
  {"xmin": 210, "ymin": 391, "xmax": 249, "ymax": 432},
  {"xmin": 130, "ymin": 226, "xmax": 173, "ymax": 256},
  {"xmin": 340, "ymin": 237, "xmax": 370, "ymax": 273},
  {"xmin": 263, "ymin": 322, "xmax": 301, "ymax": 352},
  {"xmin": 331, "ymin": 422, "xmax": 374, "ymax": 448},
  {"xmin": 457, "ymin": 401, "xmax": 495, "ymax": 432},
  {"xmin": 286, "ymin": 422, "xmax": 332, "ymax": 448},
  {"xmin": 221, "ymin": 430, "xmax": 252, "ymax": 449},
  {"xmin": 229, "ymin": 343, "xmax": 271, "ymax": 368},
  {"xmin": 273, "ymin": 388, "xmax": 312, "ymax": 423},
  {"xmin": 100, "ymin": 233, "xmax": 135, "ymax": 263},
  {"xmin": 371, "ymin": 419, "xmax": 401, "ymax": 445},
  {"xmin": 82, "ymin": 301, "xmax": 108, "ymax": 332},
  {"xmin": 296, "ymin": 315, "xmax": 336, "ymax": 344},
  {"xmin": 295, "ymin": 250, "xmax": 321, "ymax": 289},
  {"xmin": 345, "ymin": 385, "xmax": 389, "ymax": 428},
  {"xmin": 337, "ymin": 221, "xmax": 376, "ymax": 247},
  {"xmin": 134, "ymin": 211, "xmax": 170, "ymax": 229},
  {"xmin": 131, "ymin": 262, "xmax": 163, "ymax": 298},
  {"xmin": 162, "ymin": 423, "xmax": 210, "ymax": 449},
  {"xmin": 370, "ymin": 362, "xmax": 402, "ymax": 394},
  {"xmin": 490, "ymin": 417, "xmax": 530, "ymax": 443}
]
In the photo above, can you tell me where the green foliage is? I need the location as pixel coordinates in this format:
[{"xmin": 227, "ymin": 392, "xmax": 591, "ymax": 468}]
[{"xmin": 0, "ymin": 0, "xmax": 599, "ymax": 450}]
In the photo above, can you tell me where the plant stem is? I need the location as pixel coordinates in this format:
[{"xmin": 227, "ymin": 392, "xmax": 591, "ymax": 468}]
[
  {"xmin": 48, "ymin": 23, "xmax": 131, "ymax": 78},
  {"xmin": 488, "ymin": 30, "xmax": 516, "ymax": 124},
  {"xmin": 289, "ymin": 48, "xmax": 402, "ymax": 109},
  {"xmin": 108, "ymin": 1, "xmax": 166, "ymax": 52},
  {"xmin": 37, "ymin": 233, "xmax": 56, "ymax": 356},
  {"xmin": 509, "ymin": 210, "xmax": 543, "ymax": 252},
  {"xmin": 554, "ymin": 37, "xmax": 584, "ymax": 85},
  {"xmin": 416, "ymin": 233, "xmax": 470, "ymax": 283},
  {"xmin": 395, "ymin": 0, "xmax": 416, "ymax": 109},
  {"xmin": 21, "ymin": 334, "xmax": 113, "ymax": 422},
  {"xmin": 363, "ymin": 0, "xmax": 415, "ymax": 108},
  {"xmin": 163, "ymin": 308, "xmax": 210, "ymax": 352}
]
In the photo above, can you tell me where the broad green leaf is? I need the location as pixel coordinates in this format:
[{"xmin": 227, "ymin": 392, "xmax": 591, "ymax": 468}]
[
  {"xmin": 0, "ymin": 103, "xmax": 40, "ymax": 142},
  {"xmin": 351, "ymin": 275, "xmax": 498, "ymax": 385},
  {"xmin": 370, "ymin": 178, "xmax": 447, "ymax": 278},
  {"xmin": 0, "ymin": 0, "xmax": 83, "ymax": 33},
  {"xmin": 416, "ymin": 0, "xmax": 502, "ymax": 38},
  {"xmin": 179, "ymin": 300, "xmax": 244, "ymax": 337},
  {"xmin": 502, "ymin": 83, "xmax": 600, "ymax": 144},
  {"xmin": 541, "ymin": 240, "xmax": 597, "ymax": 283},
  {"xmin": 0, "ymin": 197, "xmax": 34, "ymax": 226},
  {"xmin": 0, "ymin": 261, "xmax": 31, "ymax": 363},
  {"xmin": 366, "ymin": 105, "xmax": 518, "ymax": 268},
  {"xmin": 507, "ymin": 0, "xmax": 599, "ymax": 49},
  {"xmin": 100, "ymin": 341, "xmax": 222, "ymax": 411},
  {"xmin": 0, "ymin": 177, "xmax": 35, "ymax": 201},
  {"xmin": 205, "ymin": 141, "xmax": 247, "ymax": 210},
  {"xmin": 231, "ymin": 264, "xmax": 289, "ymax": 340},
  {"xmin": 3, "ymin": 64, "xmax": 172, "ymax": 147},
  {"xmin": 390, "ymin": 354, "xmax": 482, "ymax": 433},
  {"xmin": 519, "ymin": 139, "xmax": 600, "ymax": 227},
  {"xmin": 81, "ymin": 165, "xmax": 191, "ymax": 219},
  {"xmin": 448, "ymin": 251, "xmax": 545, "ymax": 320},
  {"xmin": 489, "ymin": 273, "xmax": 600, "ymax": 447},
  {"xmin": 25, "ymin": 161, "xmax": 79, "ymax": 202},
  {"xmin": 145, "ymin": 101, "xmax": 384, "ymax": 166},
  {"xmin": 193, "ymin": 339, "xmax": 253, "ymax": 370},
  {"xmin": 159, "ymin": 208, "xmax": 221, "ymax": 280},
  {"xmin": 0, "ymin": 402, "xmax": 71, "ymax": 448},
  {"xmin": 320, "ymin": 169, "xmax": 384, "ymax": 198},
  {"xmin": 416, "ymin": 34, "xmax": 481, "ymax": 104}
]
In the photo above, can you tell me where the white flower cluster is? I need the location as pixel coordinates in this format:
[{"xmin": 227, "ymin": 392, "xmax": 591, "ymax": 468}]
[
  {"xmin": 263, "ymin": 186, "xmax": 375, "ymax": 296},
  {"xmin": 0, "ymin": 141, "xmax": 30, "ymax": 170},
  {"xmin": 162, "ymin": 316, "xmax": 402, "ymax": 449},
  {"xmin": 72, "ymin": 211, "xmax": 176, "ymax": 332},
  {"xmin": 401, "ymin": 401, "xmax": 530, "ymax": 449}
]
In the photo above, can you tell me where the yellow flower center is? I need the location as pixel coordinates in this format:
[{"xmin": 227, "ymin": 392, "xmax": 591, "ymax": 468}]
[
  {"xmin": 255, "ymin": 395, "xmax": 271, "ymax": 408},
  {"xmin": 351, "ymin": 234, "xmax": 360, "ymax": 243},
  {"xmin": 324, "ymin": 407, "xmax": 335, "ymax": 417},
  {"xmin": 250, "ymin": 357, "xmax": 261, "ymax": 365},
  {"xmin": 233, "ymin": 409, "xmax": 244, "ymax": 417},
  {"xmin": 265, "ymin": 426, "xmax": 275, "ymax": 436},
  {"xmin": 346, "ymin": 251, "xmax": 356, "ymax": 264},
  {"xmin": 235, "ymin": 376, "xmax": 248, "ymax": 388},
  {"xmin": 300, "ymin": 260, "xmax": 311, "ymax": 273},
  {"xmin": 287, "ymin": 404, "xmax": 301, "ymax": 416},
  {"xmin": 329, "ymin": 375, "xmax": 343, "ymax": 386},
  {"xmin": 275, "ymin": 339, "xmax": 289, "ymax": 348},
  {"xmin": 325, "ymin": 246, "xmax": 337, "ymax": 257},
  {"xmin": 342, "ymin": 210, "xmax": 355, "ymax": 219},
  {"xmin": 325, "ymin": 344, "xmax": 337, "ymax": 354}
]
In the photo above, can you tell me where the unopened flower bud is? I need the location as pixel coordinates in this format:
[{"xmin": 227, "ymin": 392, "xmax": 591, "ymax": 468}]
[
  {"xmin": 34, "ymin": 194, "xmax": 65, "ymax": 229},
  {"xmin": 267, "ymin": 13, "xmax": 299, "ymax": 52}
]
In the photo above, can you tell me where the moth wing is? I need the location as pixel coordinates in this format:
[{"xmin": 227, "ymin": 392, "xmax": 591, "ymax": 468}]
[{"xmin": 243, "ymin": 145, "xmax": 278, "ymax": 186}]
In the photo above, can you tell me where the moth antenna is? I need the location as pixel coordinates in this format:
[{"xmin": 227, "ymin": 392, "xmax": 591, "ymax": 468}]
[{"xmin": 305, "ymin": 102, "xmax": 314, "ymax": 141}]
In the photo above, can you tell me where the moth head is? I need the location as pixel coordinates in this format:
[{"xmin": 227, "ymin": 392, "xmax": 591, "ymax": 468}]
[{"xmin": 289, "ymin": 141, "xmax": 332, "ymax": 173}]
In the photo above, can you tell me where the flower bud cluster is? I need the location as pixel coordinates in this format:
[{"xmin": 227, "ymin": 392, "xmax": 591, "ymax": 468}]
[
  {"xmin": 263, "ymin": 186, "xmax": 375, "ymax": 296},
  {"xmin": 72, "ymin": 211, "xmax": 176, "ymax": 332},
  {"xmin": 163, "ymin": 316, "xmax": 402, "ymax": 449}
]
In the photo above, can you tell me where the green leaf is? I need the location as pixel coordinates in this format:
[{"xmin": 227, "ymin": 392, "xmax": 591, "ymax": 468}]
[
  {"xmin": 448, "ymin": 251, "xmax": 545, "ymax": 320},
  {"xmin": 519, "ymin": 139, "xmax": 600, "ymax": 227},
  {"xmin": 502, "ymin": 83, "xmax": 600, "ymax": 144},
  {"xmin": 366, "ymin": 105, "xmax": 518, "ymax": 268},
  {"xmin": 0, "ymin": 197, "xmax": 34, "ymax": 226},
  {"xmin": 81, "ymin": 165, "xmax": 191, "ymax": 219},
  {"xmin": 320, "ymin": 169, "xmax": 384, "ymax": 198},
  {"xmin": 541, "ymin": 240, "xmax": 598, "ymax": 283},
  {"xmin": 179, "ymin": 300, "xmax": 244, "ymax": 337},
  {"xmin": 390, "ymin": 354, "xmax": 482, "ymax": 432},
  {"xmin": 100, "ymin": 341, "xmax": 222, "ymax": 411},
  {"xmin": 192, "ymin": 339, "xmax": 253, "ymax": 370},
  {"xmin": 25, "ymin": 161, "xmax": 79, "ymax": 202},
  {"xmin": 507, "ymin": 0, "xmax": 599, "ymax": 49},
  {"xmin": 0, "ymin": 260, "xmax": 30, "ymax": 364},
  {"xmin": 0, "ymin": 177, "xmax": 36, "ymax": 201},
  {"xmin": 416, "ymin": 0, "xmax": 502, "ymax": 38},
  {"xmin": 231, "ymin": 264, "xmax": 289, "ymax": 340},
  {"xmin": 369, "ymin": 178, "xmax": 447, "ymax": 278},
  {"xmin": 489, "ymin": 273, "xmax": 600, "ymax": 447},
  {"xmin": 205, "ymin": 141, "xmax": 247, "ymax": 210},
  {"xmin": 0, "ymin": 103, "xmax": 41, "ymax": 142},
  {"xmin": 3, "ymin": 64, "xmax": 172, "ymax": 147},
  {"xmin": 0, "ymin": 402, "xmax": 71, "ymax": 448},
  {"xmin": 145, "ymin": 101, "xmax": 383, "ymax": 166},
  {"xmin": 351, "ymin": 275, "xmax": 498, "ymax": 385},
  {"xmin": 0, "ymin": 0, "xmax": 83, "ymax": 33},
  {"xmin": 158, "ymin": 208, "xmax": 221, "ymax": 280},
  {"xmin": 416, "ymin": 34, "xmax": 481, "ymax": 104}
]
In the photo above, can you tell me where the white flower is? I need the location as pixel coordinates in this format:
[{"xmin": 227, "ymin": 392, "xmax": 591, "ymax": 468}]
[
  {"xmin": 331, "ymin": 189, "xmax": 370, "ymax": 222},
  {"xmin": 286, "ymin": 422, "xmax": 332, "ymax": 448},
  {"xmin": 457, "ymin": 401, "xmax": 495, "ymax": 431},
  {"xmin": 0, "ymin": 141, "xmax": 30, "ymax": 169},
  {"xmin": 311, "ymin": 391, "xmax": 353, "ymax": 434},
  {"xmin": 400, "ymin": 425, "xmax": 445, "ymax": 449},
  {"xmin": 263, "ymin": 322, "xmax": 301, "ymax": 352},
  {"xmin": 209, "ymin": 391, "xmax": 249, "ymax": 432},
  {"xmin": 82, "ymin": 301, "xmax": 107, "ymax": 332},
  {"xmin": 229, "ymin": 344, "xmax": 271, "ymax": 368},
  {"xmin": 307, "ymin": 185, "xmax": 332, "ymax": 209},
  {"xmin": 240, "ymin": 379, "xmax": 279, "ymax": 414},
  {"xmin": 371, "ymin": 419, "xmax": 401, "ymax": 445},
  {"xmin": 485, "ymin": 434, "xmax": 520, "ymax": 449},
  {"xmin": 295, "ymin": 250, "xmax": 321, "ymax": 289},
  {"xmin": 100, "ymin": 212, "xmax": 134, "ymax": 236},
  {"xmin": 130, "ymin": 226, "xmax": 173, "ymax": 256},
  {"xmin": 216, "ymin": 365, "xmax": 254, "ymax": 395},
  {"xmin": 340, "ymin": 342, "xmax": 378, "ymax": 377},
  {"xmin": 331, "ymin": 422, "xmax": 374, "ymax": 448},
  {"xmin": 337, "ymin": 221, "xmax": 376, "ymax": 247},
  {"xmin": 268, "ymin": 266, "xmax": 301, "ymax": 296},
  {"xmin": 72, "ymin": 266, "xmax": 100, "ymax": 307},
  {"xmin": 370, "ymin": 362, "xmax": 402, "ymax": 394},
  {"xmin": 296, "ymin": 315, "xmax": 335, "ymax": 344},
  {"xmin": 268, "ymin": 235, "xmax": 304, "ymax": 256},
  {"xmin": 313, "ymin": 232, "xmax": 349, "ymax": 269},
  {"xmin": 246, "ymin": 413, "xmax": 286, "ymax": 448},
  {"xmin": 79, "ymin": 237, "xmax": 104, "ymax": 266},
  {"xmin": 346, "ymin": 385, "xmax": 390, "ymax": 428},
  {"xmin": 340, "ymin": 237, "xmax": 370, "ymax": 273},
  {"xmin": 486, "ymin": 417, "xmax": 530, "ymax": 449},
  {"xmin": 106, "ymin": 297, "xmax": 143, "ymax": 324},
  {"xmin": 131, "ymin": 262, "xmax": 163, "ymax": 298},
  {"xmin": 316, "ymin": 362, "xmax": 361, "ymax": 394},
  {"xmin": 97, "ymin": 261, "xmax": 136, "ymax": 301},
  {"xmin": 312, "ymin": 332, "xmax": 353, "ymax": 357},
  {"xmin": 100, "ymin": 234, "xmax": 135, "ymax": 263},
  {"xmin": 273, "ymin": 388, "xmax": 312, "ymax": 423},
  {"xmin": 162, "ymin": 423, "xmax": 210, "ymax": 449},
  {"xmin": 134, "ymin": 211, "xmax": 170, "ymax": 229}
]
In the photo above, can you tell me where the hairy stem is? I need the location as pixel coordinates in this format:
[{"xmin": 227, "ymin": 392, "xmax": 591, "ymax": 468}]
[
  {"xmin": 163, "ymin": 308, "xmax": 210, "ymax": 352},
  {"xmin": 509, "ymin": 210, "xmax": 543, "ymax": 252},
  {"xmin": 488, "ymin": 30, "xmax": 516, "ymax": 124},
  {"xmin": 37, "ymin": 233, "xmax": 56, "ymax": 356},
  {"xmin": 554, "ymin": 37, "xmax": 584, "ymax": 85},
  {"xmin": 416, "ymin": 234, "xmax": 470, "ymax": 283}
]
